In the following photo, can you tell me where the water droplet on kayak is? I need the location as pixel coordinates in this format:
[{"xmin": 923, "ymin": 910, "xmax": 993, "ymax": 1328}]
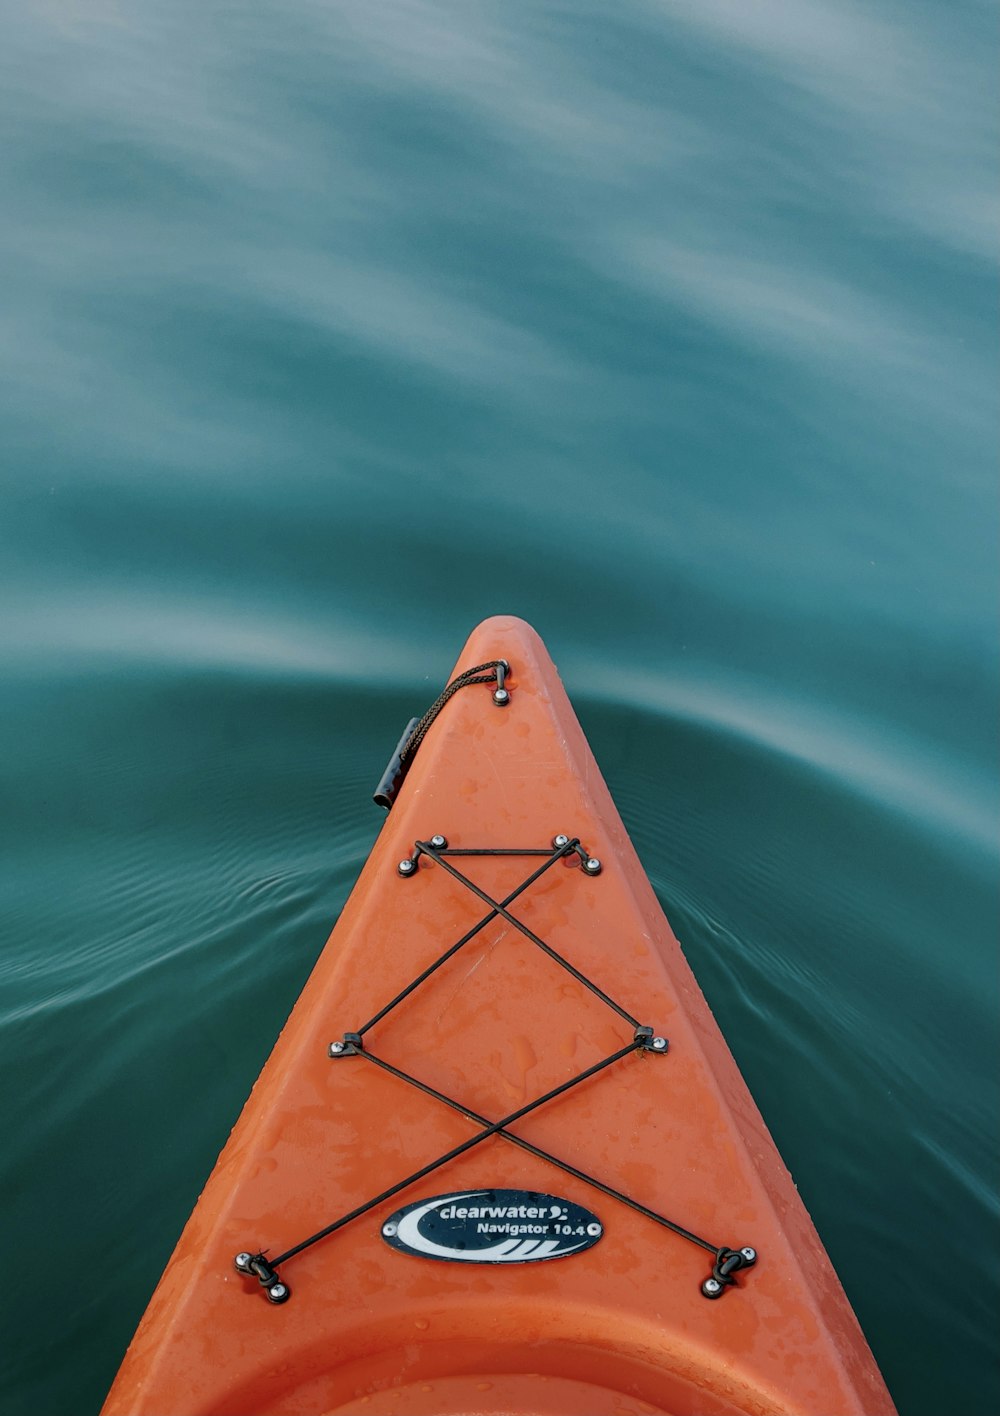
[{"xmin": 512, "ymin": 1033, "xmax": 537, "ymax": 1074}]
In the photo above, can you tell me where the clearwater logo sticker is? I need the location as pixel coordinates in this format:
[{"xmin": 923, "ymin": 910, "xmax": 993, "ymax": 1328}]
[{"xmin": 380, "ymin": 1189, "xmax": 603, "ymax": 1264}]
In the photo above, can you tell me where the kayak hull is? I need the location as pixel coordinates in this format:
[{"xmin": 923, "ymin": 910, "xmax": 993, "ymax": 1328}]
[{"xmin": 102, "ymin": 616, "xmax": 896, "ymax": 1416}]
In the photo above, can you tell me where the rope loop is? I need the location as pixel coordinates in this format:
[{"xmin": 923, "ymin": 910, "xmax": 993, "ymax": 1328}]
[
  {"xmin": 374, "ymin": 661, "xmax": 509, "ymax": 809},
  {"xmin": 400, "ymin": 660, "xmax": 508, "ymax": 766}
]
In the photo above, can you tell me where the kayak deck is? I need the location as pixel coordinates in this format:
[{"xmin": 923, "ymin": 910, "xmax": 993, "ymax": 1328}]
[{"xmin": 102, "ymin": 616, "xmax": 896, "ymax": 1416}]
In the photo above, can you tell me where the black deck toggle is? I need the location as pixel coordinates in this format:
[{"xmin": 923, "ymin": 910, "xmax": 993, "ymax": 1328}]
[{"xmin": 373, "ymin": 718, "xmax": 421, "ymax": 812}]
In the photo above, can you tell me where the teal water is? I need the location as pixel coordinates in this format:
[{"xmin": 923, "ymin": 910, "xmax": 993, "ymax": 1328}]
[{"xmin": 1, "ymin": 3, "xmax": 997, "ymax": 1413}]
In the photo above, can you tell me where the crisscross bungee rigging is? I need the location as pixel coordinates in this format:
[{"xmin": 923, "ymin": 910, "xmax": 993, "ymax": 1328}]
[{"xmin": 234, "ymin": 828, "xmax": 757, "ymax": 1305}]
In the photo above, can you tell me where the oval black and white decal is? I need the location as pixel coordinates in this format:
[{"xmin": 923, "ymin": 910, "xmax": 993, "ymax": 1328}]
[{"xmin": 381, "ymin": 1189, "xmax": 603, "ymax": 1263}]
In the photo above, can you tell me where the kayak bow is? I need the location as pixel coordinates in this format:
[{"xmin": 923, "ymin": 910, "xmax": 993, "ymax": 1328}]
[{"xmin": 102, "ymin": 616, "xmax": 896, "ymax": 1416}]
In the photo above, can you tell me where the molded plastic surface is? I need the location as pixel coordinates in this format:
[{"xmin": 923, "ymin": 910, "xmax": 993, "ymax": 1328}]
[{"xmin": 102, "ymin": 617, "xmax": 896, "ymax": 1416}]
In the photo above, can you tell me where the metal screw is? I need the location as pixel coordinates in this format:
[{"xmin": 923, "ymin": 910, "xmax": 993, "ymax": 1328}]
[
  {"xmin": 651, "ymin": 1036, "xmax": 668, "ymax": 1052},
  {"xmin": 430, "ymin": 834, "xmax": 447, "ymax": 849},
  {"xmin": 586, "ymin": 1222, "xmax": 602, "ymax": 1237},
  {"xmin": 493, "ymin": 687, "xmax": 510, "ymax": 706},
  {"xmin": 398, "ymin": 858, "xmax": 415, "ymax": 876},
  {"xmin": 703, "ymin": 1277, "xmax": 722, "ymax": 1296},
  {"xmin": 740, "ymin": 1247, "xmax": 757, "ymax": 1264},
  {"xmin": 552, "ymin": 834, "xmax": 569, "ymax": 848},
  {"xmin": 268, "ymin": 1283, "xmax": 288, "ymax": 1301},
  {"xmin": 382, "ymin": 1221, "xmax": 398, "ymax": 1237},
  {"xmin": 329, "ymin": 1041, "xmax": 345, "ymax": 1056},
  {"xmin": 584, "ymin": 857, "xmax": 602, "ymax": 874},
  {"xmin": 234, "ymin": 1252, "xmax": 251, "ymax": 1271}
]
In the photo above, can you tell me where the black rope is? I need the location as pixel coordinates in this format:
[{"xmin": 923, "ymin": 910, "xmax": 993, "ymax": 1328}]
[
  {"xmin": 399, "ymin": 661, "xmax": 508, "ymax": 767},
  {"xmin": 356, "ymin": 840, "xmax": 577, "ymax": 1037},
  {"xmin": 419, "ymin": 842, "xmax": 640, "ymax": 1029},
  {"xmin": 268, "ymin": 1040, "xmax": 639, "ymax": 1269},
  {"xmin": 361, "ymin": 1049, "xmax": 718, "ymax": 1256},
  {"xmin": 430, "ymin": 848, "xmax": 554, "ymax": 856},
  {"xmin": 236, "ymin": 837, "xmax": 757, "ymax": 1300}
]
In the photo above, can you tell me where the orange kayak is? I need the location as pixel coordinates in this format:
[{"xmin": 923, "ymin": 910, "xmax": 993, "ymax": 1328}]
[{"xmin": 102, "ymin": 616, "xmax": 896, "ymax": 1416}]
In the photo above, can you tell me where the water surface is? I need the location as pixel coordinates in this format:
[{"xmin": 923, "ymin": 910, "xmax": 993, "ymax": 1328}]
[{"xmin": 1, "ymin": 4, "xmax": 997, "ymax": 1414}]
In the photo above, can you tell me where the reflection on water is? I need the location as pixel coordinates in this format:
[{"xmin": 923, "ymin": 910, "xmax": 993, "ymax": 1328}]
[{"xmin": 0, "ymin": 3, "xmax": 997, "ymax": 1415}]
